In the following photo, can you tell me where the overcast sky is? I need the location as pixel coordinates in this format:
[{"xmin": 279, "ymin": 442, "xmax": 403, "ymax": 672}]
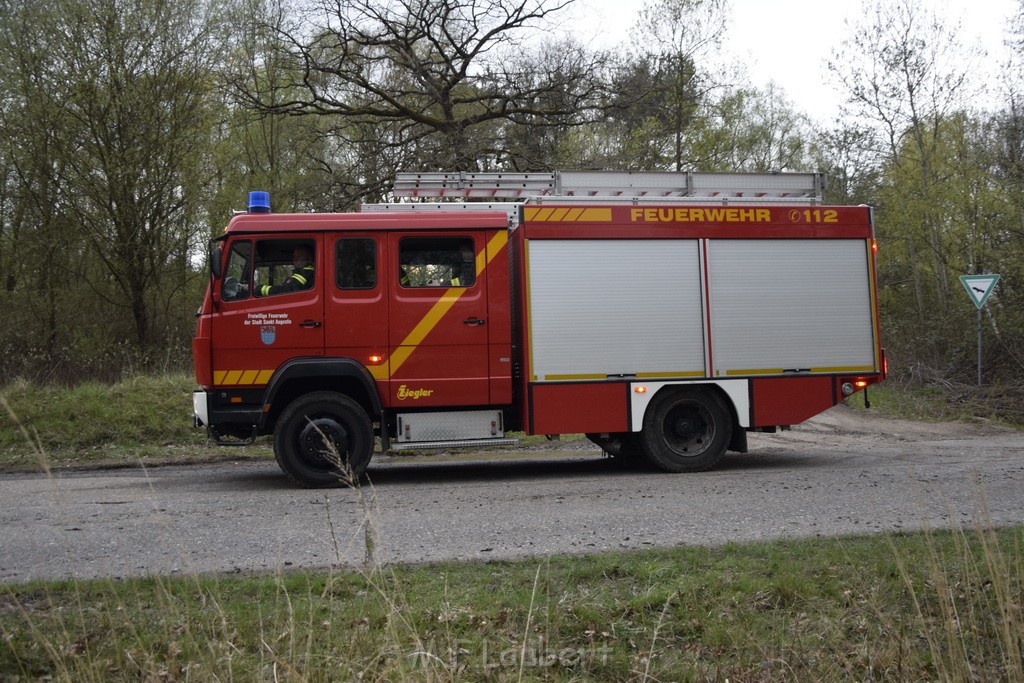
[{"xmin": 569, "ymin": 0, "xmax": 1018, "ymax": 123}]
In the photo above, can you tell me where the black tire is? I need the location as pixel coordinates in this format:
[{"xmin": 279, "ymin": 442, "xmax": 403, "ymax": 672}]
[
  {"xmin": 273, "ymin": 392, "xmax": 373, "ymax": 488},
  {"xmin": 639, "ymin": 389, "xmax": 732, "ymax": 472}
]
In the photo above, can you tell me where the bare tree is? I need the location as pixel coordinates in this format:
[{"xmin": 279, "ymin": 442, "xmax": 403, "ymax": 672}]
[{"xmin": 234, "ymin": 0, "xmax": 608, "ymax": 176}]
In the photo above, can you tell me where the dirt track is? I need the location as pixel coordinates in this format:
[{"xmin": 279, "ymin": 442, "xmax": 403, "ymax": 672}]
[{"xmin": 1, "ymin": 405, "xmax": 1022, "ymax": 583}]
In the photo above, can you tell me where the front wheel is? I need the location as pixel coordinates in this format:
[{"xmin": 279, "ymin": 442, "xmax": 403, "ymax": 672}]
[
  {"xmin": 273, "ymin": 392, "xmax": 373, "ymax": 487},
  {"xmin": 639, "ymin": 389, "xmax": 732, "ymax": 472}
]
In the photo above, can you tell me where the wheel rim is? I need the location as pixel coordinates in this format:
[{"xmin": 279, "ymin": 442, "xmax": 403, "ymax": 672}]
[
  {"xmin": 661, "ymin": 400, "xmax": 714, "ymax": 457},
  {"xmin": 297, "ymin": 416, "xmax": 349, "ymax": 472}
]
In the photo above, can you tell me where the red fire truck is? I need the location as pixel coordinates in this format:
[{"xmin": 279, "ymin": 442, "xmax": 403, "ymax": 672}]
[{"xmin": 192, "ymin": 171, "xmax": 885, "ymax": 487}]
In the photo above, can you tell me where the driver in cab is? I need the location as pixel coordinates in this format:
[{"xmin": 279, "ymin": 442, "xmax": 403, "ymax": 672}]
[{"xmin": 257, "ymin": 245, "xmax": 315, "ymax": 297}]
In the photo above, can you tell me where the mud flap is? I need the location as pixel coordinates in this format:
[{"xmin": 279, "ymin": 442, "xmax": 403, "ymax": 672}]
[{"xmin": 728, "ymin": 429, "xmax": 748, "ymax": 454}]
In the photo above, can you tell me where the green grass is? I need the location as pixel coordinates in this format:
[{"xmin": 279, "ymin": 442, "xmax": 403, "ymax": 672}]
[
  {"xmin": 3, "ymin": 527, "xmax": 1022, "ymax": 681},
  {"xmin": 0, "ymin": 374, "xmax": 270, "ymax": 470},
  {"xmin": 851, "ymin": 382, "xmax": 1024, "ymax": 426}
]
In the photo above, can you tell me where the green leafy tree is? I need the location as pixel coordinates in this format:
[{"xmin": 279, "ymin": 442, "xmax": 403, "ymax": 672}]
[
  {"xmin": 599, "ymin": 0, "xmax": 728, "ymax": 171},
  {"xmin": 210, "ymin": 0, "xmax": 337, "ymax": 217},
  {"xmin": 686, "ymin": 84, "xmax": 813, "ymax": 172},
  {"xmin": 53, "ymin": 0, "xmax": 222, "ymax": 346},
  {"xmin": 811, "ymin": 124, "xmax": 881, "ymax": 206},
  {"xmin": 0, "ymin": 0, "xmax": 92, "ymax": 374},
  {"xmin": 827, "ymin": 0, "xmax": 1010, "ymax": 380},
  {"xmin": 0, "ymin": 0, "xmax": 224, "ymax": 382},
  {"xmin": 632, "ymin": 0, "xmax": 727, "ymax": 171},
  {"xmin": 830, "ymin": 0, "xmax": 977, "ymax": 320}
]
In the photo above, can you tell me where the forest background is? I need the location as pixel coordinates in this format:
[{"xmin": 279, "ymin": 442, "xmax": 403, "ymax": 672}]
[{"xmin": 1, "ymin": 0, "xmax": 1022, "ymax": 402}]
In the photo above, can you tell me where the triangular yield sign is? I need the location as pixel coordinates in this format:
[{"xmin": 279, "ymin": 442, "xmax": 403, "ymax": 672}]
[{"xmin": 959, "ymin": 274, "xmax": 1000, "ymax": 309}]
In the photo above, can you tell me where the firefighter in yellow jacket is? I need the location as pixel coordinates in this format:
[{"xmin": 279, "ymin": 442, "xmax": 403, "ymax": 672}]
[
  {"xmin": 259, "ymin": 244, "xmax": 314, "ymax": 296},
  {"xmin": 450, "ymin": 243, "xmax": 475, "ymax": 287}
]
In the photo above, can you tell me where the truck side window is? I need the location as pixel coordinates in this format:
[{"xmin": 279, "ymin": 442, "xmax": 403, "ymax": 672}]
[
  {"xmin": 222, "ymin": 241, "xmax": 252, "ymax": 301},
  {"xmin": 253, "ymin": 239, "xmax": 316, "ymax": 297},
  {"xmin": 336, "ymin": 238, "xmax": 376, "ymax": 290},
  {"xmin": 399, "ymin": 237, "xmax": 475, "ymax": 288}
]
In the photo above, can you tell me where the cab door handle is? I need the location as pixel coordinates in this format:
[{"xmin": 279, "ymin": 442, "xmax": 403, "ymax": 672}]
[
  {"xmin": 300, "ymin": 320, "xmax": 322, "ymax": 328},
  {"xmin": 463, "ymin": 318, "xmax": 486, "ymax": 326}
]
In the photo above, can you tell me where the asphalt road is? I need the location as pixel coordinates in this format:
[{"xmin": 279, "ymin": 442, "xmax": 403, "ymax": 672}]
[{"xmin": 2, "ymin": 406, "xmax": 1022, "ymax": 584}]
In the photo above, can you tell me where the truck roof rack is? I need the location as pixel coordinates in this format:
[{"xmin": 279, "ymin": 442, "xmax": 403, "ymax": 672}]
[
  {"xmin": 391, "ymin": 170, "xmax": 825, "ymax": 201},
  {"xmin": 361, "ymin": 170, "xmax": 826, "ymax": 223}
]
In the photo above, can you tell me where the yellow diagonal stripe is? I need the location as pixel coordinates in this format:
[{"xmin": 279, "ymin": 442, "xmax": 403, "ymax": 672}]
[
  {"xmin": 213, "ymin": 369, "xmax": 275, "ymax": 386},
  {"xmin": 389, "ymin": 293, "xmax": 465, "ymax": 373},
  {"xmin": 523, "ymin": 207, "xmax": 613, "ymax": 222},
  {"xmin": 388, "ymin": 230, "xmax": 509, "ymax": 377},
  {"xmin": 485, "ymin": 229, "xmax": 508, "ymax": 264}
]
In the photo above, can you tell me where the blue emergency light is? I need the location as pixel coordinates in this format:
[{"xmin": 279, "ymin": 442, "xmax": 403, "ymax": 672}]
[{"xmin": 248, "ymin": 191, "xmax": 271, "ymax": 213}]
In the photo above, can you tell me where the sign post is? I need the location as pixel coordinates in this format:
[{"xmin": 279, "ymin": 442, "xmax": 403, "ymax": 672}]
[{"xmin": 959, "ymin": 274, "xmax": 1000, "ymax": 386}]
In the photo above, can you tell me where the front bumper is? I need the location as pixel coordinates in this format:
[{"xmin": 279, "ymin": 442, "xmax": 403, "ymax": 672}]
[{"xmin": 193, "ymin": 390, "xmax": 209, "ymax": 427}]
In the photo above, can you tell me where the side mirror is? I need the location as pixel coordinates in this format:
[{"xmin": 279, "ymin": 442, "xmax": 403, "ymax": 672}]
[{"xmin": 211, "ymin": 245, "xmax": 223, "ymax": 280}]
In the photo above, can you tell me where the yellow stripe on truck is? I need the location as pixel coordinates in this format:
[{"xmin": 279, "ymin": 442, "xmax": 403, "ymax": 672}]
[
  {"xmin": 213, "ymin": 369, "xmax": 275, "ymax": 386},
  {"xmin": 367, "ymin": 365, "xmax": 389, "ymax": 381},
  {"xmin": 866, "ymin": 239, "xmax": 882, "ymax": 372},
  {"xmin": 388, "ymin": 230, "xmax": 509, "ymax": 377},
  {"xmin": 524, "ymin": 207, "xmax": 612, "ymax": 222},
  {"xmin": 387, "ymin": 292, "xmax": 465, "ymax": 374},
  {"xmin": 581, "ymin": 208, "xmax": 612, "ymax": 222},
  {"xmin": 724, "ymin": 366, "xmax": 877, "ymax": 377}
]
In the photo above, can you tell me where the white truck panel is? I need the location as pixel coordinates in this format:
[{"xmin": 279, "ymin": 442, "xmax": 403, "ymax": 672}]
[
  {"xmin": 630, "ymin": 379, "xmax": 751, "ymax": 430},
  {"xmin": 708, "ymin": 239, "xmax": 876, "ymax": 374},
  {"xmin": 528, "ymin": 240, "xmax": 705, "ymax": 380}
]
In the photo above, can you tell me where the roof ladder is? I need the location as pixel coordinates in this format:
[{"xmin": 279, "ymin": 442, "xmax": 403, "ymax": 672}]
[{"xmin": 390, "ymin": 170, "xmax": 825, "ymax": 201}]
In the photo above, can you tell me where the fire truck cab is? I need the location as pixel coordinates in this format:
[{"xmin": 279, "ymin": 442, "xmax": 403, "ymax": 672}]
[{"xmin": 192, "ymin": 171, "xmax": 885, "ymax": 487}]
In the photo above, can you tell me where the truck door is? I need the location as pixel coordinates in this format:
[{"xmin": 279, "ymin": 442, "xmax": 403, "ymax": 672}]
[
  {"xmin": 386, "ymin": 232, "xmax": 489, "ymax": 407},
  {"xmin": 211, "ymin": 235, "xmax": 324, "ymax": 388},
  {"xmin": 324, "ymin": 234, "xmax": 389, "ymax": 383}
]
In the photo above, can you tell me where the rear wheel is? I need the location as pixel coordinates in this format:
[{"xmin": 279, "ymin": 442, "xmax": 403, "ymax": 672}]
[
  {"xmin": 273, "ymin": 392, "xmax": 373, "ymax": 487},
  {"xmin": 639, "ymin": 389, "xmax": 732, "ymax": 472}
]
